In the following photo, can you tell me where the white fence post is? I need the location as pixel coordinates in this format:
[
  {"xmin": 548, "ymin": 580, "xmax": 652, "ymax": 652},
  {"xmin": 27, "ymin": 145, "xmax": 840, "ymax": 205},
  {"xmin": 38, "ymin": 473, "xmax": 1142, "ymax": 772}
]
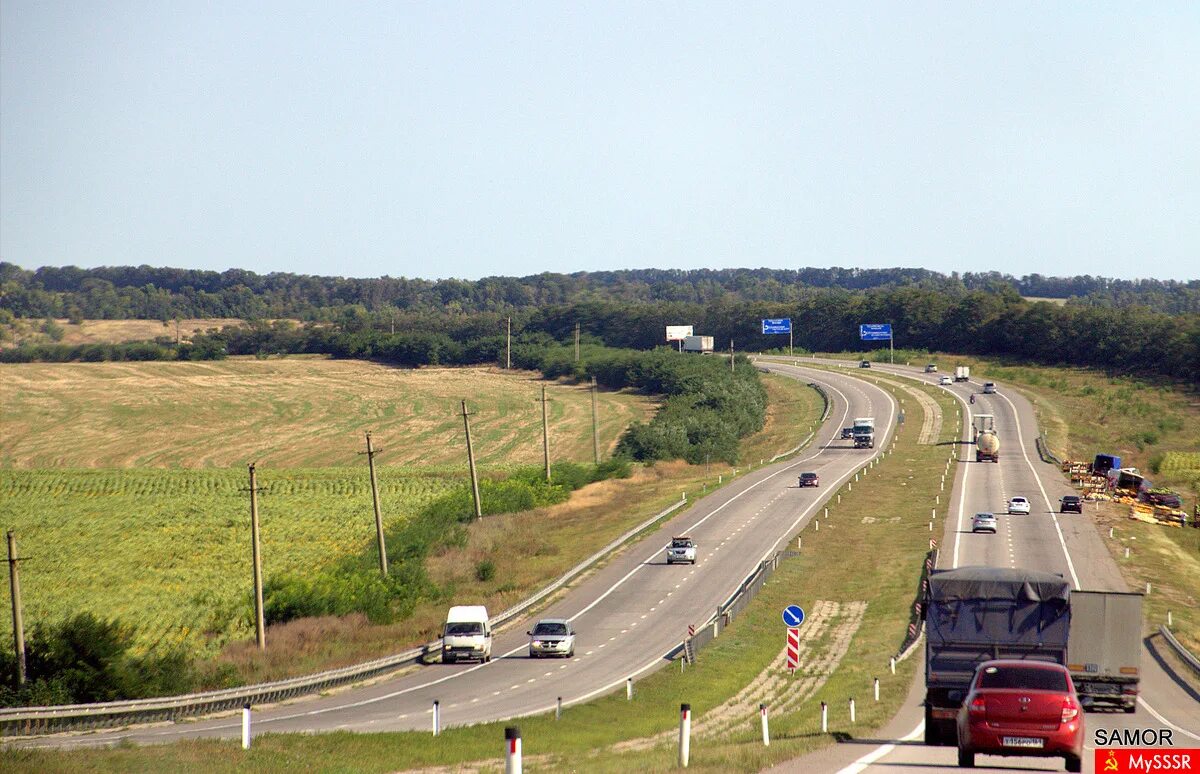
[
  {"xmin": 679, "ymin": 703, "xmax": 692, "ymax": 767},
  {"xmin": 505, "ymin": 726, "xmax": 522, "ymax": 774}
]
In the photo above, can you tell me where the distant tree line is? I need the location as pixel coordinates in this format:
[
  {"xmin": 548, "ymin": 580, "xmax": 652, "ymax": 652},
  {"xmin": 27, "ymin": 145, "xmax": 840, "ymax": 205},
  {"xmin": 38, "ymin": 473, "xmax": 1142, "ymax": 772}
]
[{"xmin": 2, "ymin": 262, "xmax": 1197, "ymax": 319}]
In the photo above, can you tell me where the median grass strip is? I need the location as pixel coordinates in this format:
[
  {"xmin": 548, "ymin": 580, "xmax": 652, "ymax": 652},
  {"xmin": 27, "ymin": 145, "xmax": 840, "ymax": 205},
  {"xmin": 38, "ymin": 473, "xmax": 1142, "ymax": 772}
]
[{"xmin": 4, "ymin": 372, "xmax": 959, "ymax": 772}]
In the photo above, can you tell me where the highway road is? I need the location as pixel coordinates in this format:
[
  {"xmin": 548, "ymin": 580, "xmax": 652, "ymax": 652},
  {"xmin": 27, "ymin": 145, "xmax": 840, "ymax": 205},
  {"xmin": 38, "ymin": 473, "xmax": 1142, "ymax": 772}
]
[
  {"xmin": 762, "ymin": 359, "xmax": 1200, "ymax": 774},
  {"xmin": 10, "ymin": 366, "xmax": 899, "ymax": 751}
]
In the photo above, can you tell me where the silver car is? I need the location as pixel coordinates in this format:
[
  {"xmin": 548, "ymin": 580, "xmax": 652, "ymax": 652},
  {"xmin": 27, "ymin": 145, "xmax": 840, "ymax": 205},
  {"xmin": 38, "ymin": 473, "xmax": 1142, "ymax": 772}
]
[
  {"xmin": 971, "ymin": 512, "xmax": 998, "ymax": 533},
  {"xmin": 1007, "ymin": 496, "xmax": 1031, "ymax": 515},
  {"xmin": 528, "ymin": 619, "xmax": 575, "ymax": 658}
]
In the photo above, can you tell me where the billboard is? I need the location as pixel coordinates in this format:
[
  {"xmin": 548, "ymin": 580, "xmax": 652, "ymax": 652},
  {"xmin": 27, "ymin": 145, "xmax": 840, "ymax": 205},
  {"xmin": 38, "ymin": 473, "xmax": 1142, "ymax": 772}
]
[
  {"xmin": 762, "ymin": 318, "xmax": 792, "ymax": 334},
  {"xmin": 666, "ymin": 325, "xmax": 694, "ymax": 342},
  {"xmin": 859, "ymin": 323, "xmax": 893, "ymax": 341}
]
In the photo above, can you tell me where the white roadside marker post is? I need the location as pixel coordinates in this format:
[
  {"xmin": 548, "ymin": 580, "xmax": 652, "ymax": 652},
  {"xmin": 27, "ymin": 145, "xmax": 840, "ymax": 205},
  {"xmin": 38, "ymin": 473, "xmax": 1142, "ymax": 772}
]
[
  {"xmin": 890, "ymin": 656, "xmax": 896, "ymax": 675},
  {"xmin": 505, "ymin": 727, "xmax": 522, "ymax": 774},
  {"xmin": 874, "ymin": 677, "xmax": 880, "ymax": 702},
  {"xmin": 761, "ymin": 703, "xmax": 770, "ymax": 746},
  {"xmin": 556, "ymin": 696, "xmax": 562, "ymax": 720},
  {"xmin": 850, "ymin": 697, "xmax": 856, "ymax": 724},
  {"xmin": 627, "ymin": 677, "xmax": 633, "ymax": 700},
  {"xmin": 821, "ymin": 701, "xmax": 828, "ymax": 733},
  {"xmin": 241, "ymin": 703, "xmax": 251, "ymax": 750},
  {"xmin": 679, "ymin": 703, "xmax": 692, "ymax": 767},
  {"xmin": 433, "ymin": 700, "xmax": 440, "ymax": 736}
]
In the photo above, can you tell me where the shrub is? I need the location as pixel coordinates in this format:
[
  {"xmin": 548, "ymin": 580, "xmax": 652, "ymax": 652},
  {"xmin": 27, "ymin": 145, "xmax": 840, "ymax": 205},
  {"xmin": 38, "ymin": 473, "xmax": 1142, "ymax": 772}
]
[{"xmin": 474, "ymin": 560, "xmax": 496, "ymax": 582}]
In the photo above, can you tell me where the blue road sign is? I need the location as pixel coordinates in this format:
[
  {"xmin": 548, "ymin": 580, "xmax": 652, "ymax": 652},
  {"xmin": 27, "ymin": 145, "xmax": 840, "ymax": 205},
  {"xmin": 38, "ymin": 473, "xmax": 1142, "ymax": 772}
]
[
  {"xmin": 860, "ymin": 323, "xmax": 893, "ymax": 341},
  {"xmin": 762, "ymin": 318, "xmax": 792, "ymax": 335},
  {"xmin": 782, "ymin": 605, "xmax": 805, "ymax": 627}
]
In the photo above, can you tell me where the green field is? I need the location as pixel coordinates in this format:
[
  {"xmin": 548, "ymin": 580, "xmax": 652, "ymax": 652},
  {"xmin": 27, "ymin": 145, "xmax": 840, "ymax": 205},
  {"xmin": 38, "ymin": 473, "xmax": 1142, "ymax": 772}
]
[
  {"xmin": 0, "ymin": 468, "xmax": 461, "ymax": 655},
  {"xmin": 0, "ymin": 356, "xmax": 653, "ymax": 469}
]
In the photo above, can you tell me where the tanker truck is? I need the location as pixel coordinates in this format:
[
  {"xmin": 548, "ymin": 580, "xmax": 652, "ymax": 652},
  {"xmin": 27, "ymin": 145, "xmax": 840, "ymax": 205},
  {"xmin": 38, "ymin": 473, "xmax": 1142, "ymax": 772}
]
[{"xmin": 974, "ymin": 414, "xmax": 999, "ymax": 463}]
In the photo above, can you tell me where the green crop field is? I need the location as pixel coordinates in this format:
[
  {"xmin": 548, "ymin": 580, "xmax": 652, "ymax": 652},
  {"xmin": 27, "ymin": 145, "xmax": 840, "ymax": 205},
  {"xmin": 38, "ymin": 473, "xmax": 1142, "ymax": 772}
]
[
  {"xmin": 0, "ymin": 358, "xmax": 654, "ymax": 657},
  {"xmin": 0, "ymin": 468, "xmax": 462, "ymax": 654},
  {"xmin": 0, "ymin": 356, "xmax": 653, "ymax": 469}
]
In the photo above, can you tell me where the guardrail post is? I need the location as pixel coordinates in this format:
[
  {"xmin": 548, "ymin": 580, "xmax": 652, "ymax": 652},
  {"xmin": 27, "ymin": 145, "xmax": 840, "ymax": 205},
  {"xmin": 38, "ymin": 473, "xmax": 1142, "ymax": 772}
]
[
  {"xmin": 679, "ymin": 703, "xmax": 692, "ymax": 767},
  {"xmin": 505, "ymin": 726, "xmax": 522, "ymax": 774},
  {"xmin": 241, "ymin": 703, "xmax": 251, "ymax": 750},
  {"xmin": 760, "ymin": 703, "xmax": 770, "ymax": 746},
  {"xmin": 433, "ymin": 700, "xmax": 440, "ymax": 735}
]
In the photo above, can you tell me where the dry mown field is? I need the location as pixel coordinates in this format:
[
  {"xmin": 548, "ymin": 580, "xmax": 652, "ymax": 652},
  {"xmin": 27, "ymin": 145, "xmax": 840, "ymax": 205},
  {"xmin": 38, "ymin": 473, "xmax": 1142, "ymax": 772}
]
[{"xmin": 0, "ymin": 357, "xmax": 654, "ymax": 469}]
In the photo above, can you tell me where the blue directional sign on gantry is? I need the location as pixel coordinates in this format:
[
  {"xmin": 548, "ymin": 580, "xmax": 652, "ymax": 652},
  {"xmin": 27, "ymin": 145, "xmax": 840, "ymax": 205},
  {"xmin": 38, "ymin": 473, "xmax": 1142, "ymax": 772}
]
[{"xmin": 859, "ymin": 323, "xmax": 892, "ymax": 341}]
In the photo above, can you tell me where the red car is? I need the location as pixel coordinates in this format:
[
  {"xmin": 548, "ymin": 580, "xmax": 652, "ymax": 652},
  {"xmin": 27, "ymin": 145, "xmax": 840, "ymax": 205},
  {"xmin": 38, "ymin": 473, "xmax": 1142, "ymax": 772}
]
[
  {"xmin": 956, "ymin": 660, "xmax": 1084, "ymax": 772},
  {"xmin": 798, "ymin": 472, "xmax": 819, "ymax": 487}
]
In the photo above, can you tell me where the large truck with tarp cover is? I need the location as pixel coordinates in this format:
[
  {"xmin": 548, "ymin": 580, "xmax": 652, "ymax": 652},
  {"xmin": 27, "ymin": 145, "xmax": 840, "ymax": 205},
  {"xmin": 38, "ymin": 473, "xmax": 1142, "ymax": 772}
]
[{"xmin": 923, "ymin": 567, "xmax": 1072, "ymax": 745}]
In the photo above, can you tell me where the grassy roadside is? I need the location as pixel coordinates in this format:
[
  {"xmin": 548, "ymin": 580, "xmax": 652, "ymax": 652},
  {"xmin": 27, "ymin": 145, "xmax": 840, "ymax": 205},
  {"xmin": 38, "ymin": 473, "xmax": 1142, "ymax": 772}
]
[{"xmin": 3, "ymin": 373, "xmax": 961, "ymax": 772}]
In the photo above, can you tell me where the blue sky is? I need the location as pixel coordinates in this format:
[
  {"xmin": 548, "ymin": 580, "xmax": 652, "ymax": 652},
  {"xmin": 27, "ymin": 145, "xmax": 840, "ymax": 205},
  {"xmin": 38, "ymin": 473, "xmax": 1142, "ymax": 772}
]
[{"xmin": 2, "ymin": 2, "xmax": 1197, "ymax": 281}]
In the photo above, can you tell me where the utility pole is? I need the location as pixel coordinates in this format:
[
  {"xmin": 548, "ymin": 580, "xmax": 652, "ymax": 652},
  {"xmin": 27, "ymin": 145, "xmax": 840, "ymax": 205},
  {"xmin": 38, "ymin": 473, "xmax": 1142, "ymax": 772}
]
[
  {"xmin": 248, "ymin": 464, "xmax": 266, "ymax": 651},
  {"xmin": 536, "ymin": 385, "xmax": 551, "ymax": 482},
  {"xmin": 591, "ymin": 377, "xmax": 600, "ymax": 464},
  {"xmin": 574, "ymin": 323, "xmax": 581, "ymax": 362},
  {"xmin": 361, "ymin": 432, "xmax": 388, "ymax": 576},
  {"xmin": 461, "ymin": 401, "xmax": 483, "ymax": 519},
  {"xmin": 6, "ymin": 531, "xmax": 26, "ymax": 686},
  {"xmin": 789, "ymin": 327, "xmax": 793, "ymax": 357},
  {"xmin": 730, "ymin": 339, "xmax": 735, "ymax": 373},
  {"xmin": 506, "ymin": 317, "xmax": 512, "ymax": 369}
]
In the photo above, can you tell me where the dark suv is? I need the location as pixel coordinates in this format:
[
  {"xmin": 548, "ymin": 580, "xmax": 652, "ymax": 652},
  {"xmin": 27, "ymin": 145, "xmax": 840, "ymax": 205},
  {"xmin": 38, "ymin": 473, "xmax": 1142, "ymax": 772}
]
[{"xmin": 1060, "ymin": 495, "xmax": 1083, "ymax": 514}]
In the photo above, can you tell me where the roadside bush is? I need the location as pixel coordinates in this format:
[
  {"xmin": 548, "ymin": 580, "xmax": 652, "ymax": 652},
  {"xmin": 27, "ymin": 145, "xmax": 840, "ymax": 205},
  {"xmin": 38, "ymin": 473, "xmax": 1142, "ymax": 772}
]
[
  {"xmin": 0, "ymin": 613, "xmax": 199, "ymax": 707},
  {"xmin": 474, "ymin": 560, "xmax": 496, "ymax": 582}
]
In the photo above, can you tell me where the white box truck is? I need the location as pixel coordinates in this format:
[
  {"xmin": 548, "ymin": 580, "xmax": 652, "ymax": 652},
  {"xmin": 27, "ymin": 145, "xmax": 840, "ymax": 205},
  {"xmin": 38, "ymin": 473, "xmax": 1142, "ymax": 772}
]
[
  {"xmin": 1067, "ymin": 591, "xmax": 1142, "ymax": 712},
  {"xmin": 442, "ymin": 605, "xmax": 493, "ymax": 663},
  {"xmin": 682, "ymin": 335, "xmax": 714, "ymax": 353},
  {"xmin": 954, "ymin": 366, "xmax": 970, "ymax": 382}
]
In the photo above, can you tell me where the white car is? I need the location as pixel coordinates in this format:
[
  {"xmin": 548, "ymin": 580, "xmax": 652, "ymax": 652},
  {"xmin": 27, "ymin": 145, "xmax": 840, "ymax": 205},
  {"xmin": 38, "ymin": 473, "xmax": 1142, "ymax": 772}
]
[
  {"xmin": 1007, "ymin": 497, "xmax": 1031, "ymax": 515},
  {"xmin": 528, "ymin": 619, "xmax": 576, "ymax": 658},
  {"xmin": 971, "ymin": 513, "xmax": 998, "ymax": 533},
  {"xmin": 938, "ymin": 375, "xmax": 952, "ymax": 386},
  {"xmin": 666, "ymin": 536, "xmax": 697, "ymax": 565},
  {"xmin": 983, "ymin": 382, "xmax": 997, "ymax": 394}
]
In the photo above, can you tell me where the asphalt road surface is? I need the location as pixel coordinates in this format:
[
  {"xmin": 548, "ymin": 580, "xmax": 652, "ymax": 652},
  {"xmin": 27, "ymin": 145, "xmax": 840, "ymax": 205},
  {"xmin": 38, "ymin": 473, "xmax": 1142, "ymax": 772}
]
[
  {"xmin": 10, "ymin": 366, "xmax": 899, "ymax": 751},
  {"xmin": 762, "ymin": 359, "xmax": 1199, "ymax": 774}
]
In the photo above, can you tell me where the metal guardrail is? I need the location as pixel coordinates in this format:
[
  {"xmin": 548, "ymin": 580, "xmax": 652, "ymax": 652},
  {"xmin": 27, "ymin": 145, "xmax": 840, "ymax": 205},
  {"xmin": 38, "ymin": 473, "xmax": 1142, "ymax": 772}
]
[
  {"xmin": 1, "ymin": 497, "xmax": 690, "ymax": 737},
  {"xmin": 1035, "ymin": 435, "xmax": 1061, "ymax": 466},
  {"xmin": 1159, "ymin": 625, "xmax": 1200, "ymax": 678}
]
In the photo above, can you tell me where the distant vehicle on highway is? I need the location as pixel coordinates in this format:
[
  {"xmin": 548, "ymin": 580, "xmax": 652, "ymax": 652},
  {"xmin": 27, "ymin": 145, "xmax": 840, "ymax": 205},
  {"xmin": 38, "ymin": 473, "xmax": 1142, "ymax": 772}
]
[
  {"xmin": 938, "ymin": 375, "xmax": 953, "ymax": 386},
  {"xmin": 442, "ymin": 605, "xmax": 492, "ymax": 663},
  {"xmin": 841, "ymin": 427, "xmax": 855, "ymax": 439},
  {"xmin": 859, "ymin": 360, "xmax": 872, "ymax": 368},
  {"xmin": 925, "ymin": 363, "xmax": 938, "ymax": 373},
  {"xmin": 1007, "ymin": 497, "xmax": 1031, "ymax": 515},
  {"xmin": 1060, "ymin": 495, "xmax": 1083, "ymax": 513},
  {"xmin": 955, "ymin": 660, "xmax": 1084, "ymax": 772},
  {"xmin": 983, "ymin": 382, "xmax": 997, "ymax": 394},
  {"xmin": 666, "ymin": 536, "xmax": 697, "ymax": 565},
  {"xmin": 971, "ymin": 513, "xmax": 998, "ymax": 533},
  {"xmin": 527, "ymin": 619, "xmax": 575, "ymax": 658},
  {"xmin": 798, "ymin": 472, "xmax": 820, "ymax": 487}
]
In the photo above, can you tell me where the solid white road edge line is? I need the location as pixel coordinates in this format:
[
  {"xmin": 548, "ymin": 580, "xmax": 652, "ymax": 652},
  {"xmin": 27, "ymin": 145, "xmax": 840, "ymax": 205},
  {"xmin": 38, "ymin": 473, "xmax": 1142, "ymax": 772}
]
[{"xmin": 835, "ymin": 721, "xmax": 925, "ymax": 774}]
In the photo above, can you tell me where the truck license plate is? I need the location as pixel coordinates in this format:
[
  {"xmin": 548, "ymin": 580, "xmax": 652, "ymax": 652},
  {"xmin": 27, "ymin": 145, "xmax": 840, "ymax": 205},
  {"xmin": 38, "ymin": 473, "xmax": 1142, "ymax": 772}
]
[{"xmin": 1002, "ymin": 737, "xmax": 1044, "ymax": 749}]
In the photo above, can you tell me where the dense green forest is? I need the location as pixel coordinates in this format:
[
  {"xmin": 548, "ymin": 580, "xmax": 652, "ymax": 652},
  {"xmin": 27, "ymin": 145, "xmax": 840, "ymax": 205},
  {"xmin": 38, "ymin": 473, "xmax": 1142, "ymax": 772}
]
[{"xmin": 2, "ymin": 262, "xmax": 1198, "ymax": 318}]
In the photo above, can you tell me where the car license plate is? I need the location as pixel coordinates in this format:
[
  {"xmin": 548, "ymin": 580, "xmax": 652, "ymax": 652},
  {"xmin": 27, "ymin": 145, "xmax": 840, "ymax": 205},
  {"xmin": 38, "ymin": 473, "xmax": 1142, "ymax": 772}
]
[{"xmin": 1002, "ymin": 737, "xmax": 1044, "ymax": 749}]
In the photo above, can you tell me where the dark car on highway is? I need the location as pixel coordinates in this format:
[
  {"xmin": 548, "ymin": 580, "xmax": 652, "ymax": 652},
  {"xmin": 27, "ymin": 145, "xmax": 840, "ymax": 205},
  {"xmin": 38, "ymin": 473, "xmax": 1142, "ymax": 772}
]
[
  {"xmin": 841, "ymin": 427, "xmax": 855, "ymax": 439},
  {"xmin": 798, "ymin": 472, "xmax": 819, "ymax": 487},
  {"xmin": 956, "ymin": 660, "xmax": 1084, "ymax": 772},
  {"xmin": 859, "ymin": 360, "xmax": 871, "ymax": 368},
  {"xmin": 1060, "ymin": 495, "xmax": 1083, "ymax": 514}
]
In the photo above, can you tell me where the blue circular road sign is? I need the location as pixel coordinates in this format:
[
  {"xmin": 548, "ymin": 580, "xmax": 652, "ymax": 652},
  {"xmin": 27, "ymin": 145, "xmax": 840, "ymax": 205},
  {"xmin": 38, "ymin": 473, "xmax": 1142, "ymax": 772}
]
[{"xmin": 782, "ymin": 605, "xmax": 805, "ymax": 627}]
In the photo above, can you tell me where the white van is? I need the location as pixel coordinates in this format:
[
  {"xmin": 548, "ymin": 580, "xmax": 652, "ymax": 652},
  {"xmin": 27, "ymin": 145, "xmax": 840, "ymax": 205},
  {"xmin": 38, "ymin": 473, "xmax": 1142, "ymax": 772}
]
[{"xmin": 442, "ymin": 605, "xmax": 492, "ymax": 663}]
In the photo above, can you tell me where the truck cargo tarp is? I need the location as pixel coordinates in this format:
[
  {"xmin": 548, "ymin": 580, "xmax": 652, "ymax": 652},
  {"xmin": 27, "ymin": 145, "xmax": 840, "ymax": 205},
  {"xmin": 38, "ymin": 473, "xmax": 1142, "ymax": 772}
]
[{"xmin": 928, "ymin": 567, "xmax": 1070, "ymax": 604}]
